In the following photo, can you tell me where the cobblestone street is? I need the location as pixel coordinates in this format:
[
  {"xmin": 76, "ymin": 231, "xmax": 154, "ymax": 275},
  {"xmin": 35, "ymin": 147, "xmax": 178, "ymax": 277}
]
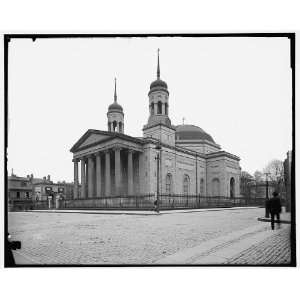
[{"xmin": 8, "ymin": 208, "xmax": 291, "ymax": 265}]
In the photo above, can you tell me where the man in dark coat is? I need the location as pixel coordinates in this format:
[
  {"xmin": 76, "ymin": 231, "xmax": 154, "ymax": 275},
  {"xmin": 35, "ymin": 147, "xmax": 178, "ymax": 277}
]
[{"xmin": 268, "ymin": 191, "xmax": 282, "ymax": 230}]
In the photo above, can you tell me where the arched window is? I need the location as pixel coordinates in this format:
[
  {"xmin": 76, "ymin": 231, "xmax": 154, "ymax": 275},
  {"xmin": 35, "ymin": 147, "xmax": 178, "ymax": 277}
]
[
  {"xmin": 112, "ymin": 121, "xmax": 117, "ymax": 132},
  {"xmin": 165, "ymin": 103, "xmax": 168, "ymax": 115},
  {"xmin": 150, "ymin": 103, "xmax": 154, "ymax": 115},
  {"xmin": 166, "ymin": 173, "xmax": 172, "ymax": 194},
  {"xmin": 212, "ymin": 178, "xmax": 220, "ymax": 196},
  {"xmin": 183, "ymin": 175, "xmax": 190, "ymax": 195},
  {"xmin": 200, "ymin": 178, "xmax": 204, "ymax": 195},
  {"xmin": 157, "ymin": 101, "xmax": 162, "ymax": 114},
  {"xmin": 230, "ymin": 177, "xmax": 235, "ymax": 198},
  {"xmin": 118, "ymin": 122, "xmax": 122, "ymax": 133}
]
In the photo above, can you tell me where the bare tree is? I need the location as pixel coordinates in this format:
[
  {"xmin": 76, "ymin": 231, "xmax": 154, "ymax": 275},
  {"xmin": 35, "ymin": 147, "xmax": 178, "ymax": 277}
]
[
  {"xmin": 263, "ymin": 159, "xmax": 284, "ymax": 182},
  {"xmin": 263, "ymin": 159, "xmax": 285, "ymax": 197}
]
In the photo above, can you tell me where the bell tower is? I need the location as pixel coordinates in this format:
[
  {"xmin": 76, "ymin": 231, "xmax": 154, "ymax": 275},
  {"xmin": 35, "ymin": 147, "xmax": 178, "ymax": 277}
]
[
  {"xmin": 143, "ymin": 49, "xmax": 175, "ymax": 145},
  {"xmin": 107, "ymin": 78, "xmax": 124, "ymax": 133}
]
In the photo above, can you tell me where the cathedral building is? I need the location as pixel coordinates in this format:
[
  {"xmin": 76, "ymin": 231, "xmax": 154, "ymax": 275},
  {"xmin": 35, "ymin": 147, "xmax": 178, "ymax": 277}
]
[{"xmin": 70, "ymin": 51, "xmax": 241, "ymax": 199}]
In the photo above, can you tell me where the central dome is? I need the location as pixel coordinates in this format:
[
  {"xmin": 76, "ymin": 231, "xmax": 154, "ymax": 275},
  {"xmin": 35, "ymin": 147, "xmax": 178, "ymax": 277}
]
[{"xmin": 175, "ymin": 124, "xmax": 215, "ymax": 143}]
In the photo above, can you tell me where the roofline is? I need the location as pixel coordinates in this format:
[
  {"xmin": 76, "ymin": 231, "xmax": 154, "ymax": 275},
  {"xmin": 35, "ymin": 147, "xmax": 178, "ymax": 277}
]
[
  {"xmin": 176, "ymin": 139, "xmax": 221, "ymax": 148},
  {"xmin": 70, "ymin": 129, "xmax": 145, "ymax": 153},
  {"xmin": 206, "ymin": 151, "xmax": 240, "ymax": 161},
  {"xmin": 143, "ymin": 122, "xmax": 176, "ymax": 131},
  {"xmin": 142, "ymin": 137, "xmax": 207, "ymax": 159},
  {"xmin": 32, "ymin": 182, "xmax": 74, "ymax": 186}
]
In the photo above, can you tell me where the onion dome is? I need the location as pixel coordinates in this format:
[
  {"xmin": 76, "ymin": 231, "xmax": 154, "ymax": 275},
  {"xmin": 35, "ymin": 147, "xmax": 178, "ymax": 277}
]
[{"xmin": 175, "ymin": 124, "xmax": 215, "ymax": 143}]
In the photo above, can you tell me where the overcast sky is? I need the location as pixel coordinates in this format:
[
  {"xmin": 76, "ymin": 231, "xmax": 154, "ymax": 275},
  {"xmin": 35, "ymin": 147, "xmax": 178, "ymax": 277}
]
[{"xmin": 7, "ymin": 36, "xmax": 292, "ymax": 182}]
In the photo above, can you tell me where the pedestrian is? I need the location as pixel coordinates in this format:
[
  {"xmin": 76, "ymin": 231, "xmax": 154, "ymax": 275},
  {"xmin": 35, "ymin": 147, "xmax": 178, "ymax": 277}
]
[
  {"xmin": 268, "ymin": 191, "xmax": 282, "ymax": 230},
  {"xmin": 154, "ymin": 199, "xmax": 158, "ymax": 212},
  {"xmin": 6, "ymin": 233, "xmax": 16, "ymax": 267}
]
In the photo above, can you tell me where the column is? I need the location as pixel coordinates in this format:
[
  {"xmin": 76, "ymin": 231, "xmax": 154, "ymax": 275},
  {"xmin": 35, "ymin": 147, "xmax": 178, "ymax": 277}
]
[
  {"xmin": 114, "ymin": 147, "xmax": 121, "ymax": 195},
  {"xmin": 127, "ymin": 150, "xmax": 134, "ymax": 195},
  {"xmin": 105, "ymin": 150, "xmax": 111, "ymax": 196},
  {"xmin": 80, "ymin": 158, "xmax": 86, "ymax": 198},
  {"xmin": 96, "ymin": 152, "xmax": 102, "ymax": 197},
  {"xmin": 154, "ymin": 102, "xmax": 158, "ymax": 115},
  {"xmin": 88, "ymin": 155, "xmax": 94, "ymax": 198},
  {"xmin": 73, "ymin": 159, "xmax": 79, "ymax": 199},
  {"xmin": 138, "ymin": 152, "xmax": 143, "ymax": 194}
]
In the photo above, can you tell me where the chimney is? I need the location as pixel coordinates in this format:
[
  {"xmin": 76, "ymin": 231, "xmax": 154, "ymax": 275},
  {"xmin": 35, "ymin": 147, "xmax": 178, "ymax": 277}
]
[
  {"xmin": 47, "ymin": 175, "xmax": 50, "ymax": 181},
  {"xmin": 43, "ymin": 176, "xmax": 46, "ymax": 181},
  {"xmin": 31, "ymin": 174, "xmax": 33, "ymax": 179}
]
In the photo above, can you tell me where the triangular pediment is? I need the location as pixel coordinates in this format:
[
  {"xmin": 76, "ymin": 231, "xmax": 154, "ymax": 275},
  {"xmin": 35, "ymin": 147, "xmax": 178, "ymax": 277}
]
[
  {"xmin": 70, "ymin": 130, "xmax": 113, "ymax": 153},
  {"xmin": 80, "ymin": 133, "xmax": 108, "ymax": 147}
]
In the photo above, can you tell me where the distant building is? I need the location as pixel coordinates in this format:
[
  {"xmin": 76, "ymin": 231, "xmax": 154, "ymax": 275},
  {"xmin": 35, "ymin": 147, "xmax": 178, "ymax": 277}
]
[
  {"xmin": 33, "ymin": 181, "xmax": 74, "ymax": 201},
  {"xmin": 241, "ymin": 181, "xmax": 278, "ymax": 199},
  {"xmin": 8, "ymin": 173, "xmax": 35, "ymax": 201},
  {"xmin": 8, "ymin": 171, "xmax": 76, "ymax": 210}
]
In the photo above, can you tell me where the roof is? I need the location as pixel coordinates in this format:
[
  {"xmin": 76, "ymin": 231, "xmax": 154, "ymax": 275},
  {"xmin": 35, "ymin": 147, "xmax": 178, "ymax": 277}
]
[{"xmin": 175, "ymin": 124, "xmax": 216, "ymax": 143}]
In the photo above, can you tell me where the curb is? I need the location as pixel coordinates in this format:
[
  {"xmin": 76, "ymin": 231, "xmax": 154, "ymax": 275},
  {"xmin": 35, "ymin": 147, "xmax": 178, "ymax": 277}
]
[
  {"xmin": 257, "ymin": 217, "xmax": 291, "ymax": 224},
  {"xmin": 20, "ymin": 206, "xmax": 263, "ymax": 216}
]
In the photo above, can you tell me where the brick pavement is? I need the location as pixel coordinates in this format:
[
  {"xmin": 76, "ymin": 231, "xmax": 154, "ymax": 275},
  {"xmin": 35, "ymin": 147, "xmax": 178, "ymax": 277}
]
[
  {"xmin": 7, "ymin": 208, "xmax": 292, "ymax": 265},
  {"xmin": 226, "ymin": 226, "xmax": 291, "ymax": 264}
]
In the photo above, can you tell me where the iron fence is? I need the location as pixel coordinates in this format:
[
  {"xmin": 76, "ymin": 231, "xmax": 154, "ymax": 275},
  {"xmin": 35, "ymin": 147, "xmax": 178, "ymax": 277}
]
[{"xmin": 8, "ymin": 194, "xmax": 268, "ymax": 211}]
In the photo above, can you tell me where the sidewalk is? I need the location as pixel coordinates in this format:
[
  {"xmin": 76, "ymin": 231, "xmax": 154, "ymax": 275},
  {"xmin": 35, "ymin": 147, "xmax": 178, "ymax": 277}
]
[
  {"xmin": 257, "ymin": 212, "xmax": 291, "ymax": 224},
  {"xmin": 156, "ymin": 222, "xmax": 291, "ymax": 265},
  {"xmin": 26, "ymin": 206, "xmax": 261, "ymax": 216}
]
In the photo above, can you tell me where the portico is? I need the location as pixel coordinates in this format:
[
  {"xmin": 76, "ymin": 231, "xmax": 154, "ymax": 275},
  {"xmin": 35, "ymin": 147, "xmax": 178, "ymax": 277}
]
[{"xmin": 72, "ymin": 137, "xmax": 143, "ymax": 199}]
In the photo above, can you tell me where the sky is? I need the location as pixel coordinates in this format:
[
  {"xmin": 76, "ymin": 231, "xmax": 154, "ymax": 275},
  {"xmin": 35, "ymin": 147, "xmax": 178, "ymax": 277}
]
[{"xmin": 7, "ymin": 36, "xmax": 292, "ymax": 182}]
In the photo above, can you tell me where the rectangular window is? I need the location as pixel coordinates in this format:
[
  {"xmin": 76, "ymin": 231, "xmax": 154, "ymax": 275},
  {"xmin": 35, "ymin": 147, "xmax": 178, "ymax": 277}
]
[{"xmin": 16, "ymin": 191, "xmax": 20, "ymax": 198}]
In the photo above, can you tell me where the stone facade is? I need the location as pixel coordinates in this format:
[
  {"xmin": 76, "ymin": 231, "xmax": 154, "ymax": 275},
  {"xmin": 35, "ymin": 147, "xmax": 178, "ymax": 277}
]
[{"xmin": 70, "ymin": 50, "xmax": 241, "ymax": 198}]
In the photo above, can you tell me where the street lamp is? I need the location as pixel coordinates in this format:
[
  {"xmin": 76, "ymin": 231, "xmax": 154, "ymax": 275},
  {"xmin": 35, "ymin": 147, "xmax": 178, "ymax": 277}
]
[
  {"xmin": 155, "ymin": 143, "xmax": 162, "ymax": 213},
  {"xmin": 264, "ymin": 172, "xmax": 270, "ymax": 218}
]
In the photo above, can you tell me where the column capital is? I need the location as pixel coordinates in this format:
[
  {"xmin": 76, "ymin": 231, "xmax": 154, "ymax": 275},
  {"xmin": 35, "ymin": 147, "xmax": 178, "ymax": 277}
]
[
  {"xmin": 72, "ymin": 158, "xmax": 80, "ymax": 163},
  {"xmin": 113, "ymin": 146, "xmax": 122, "ymax": 152},
  {"xmin": 127, "ymin": 149, "xmax": 134, "ymax": 154},
  {"xmin": 104, "ymin": 149, "xmax": 111, "ymax": 154}
]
